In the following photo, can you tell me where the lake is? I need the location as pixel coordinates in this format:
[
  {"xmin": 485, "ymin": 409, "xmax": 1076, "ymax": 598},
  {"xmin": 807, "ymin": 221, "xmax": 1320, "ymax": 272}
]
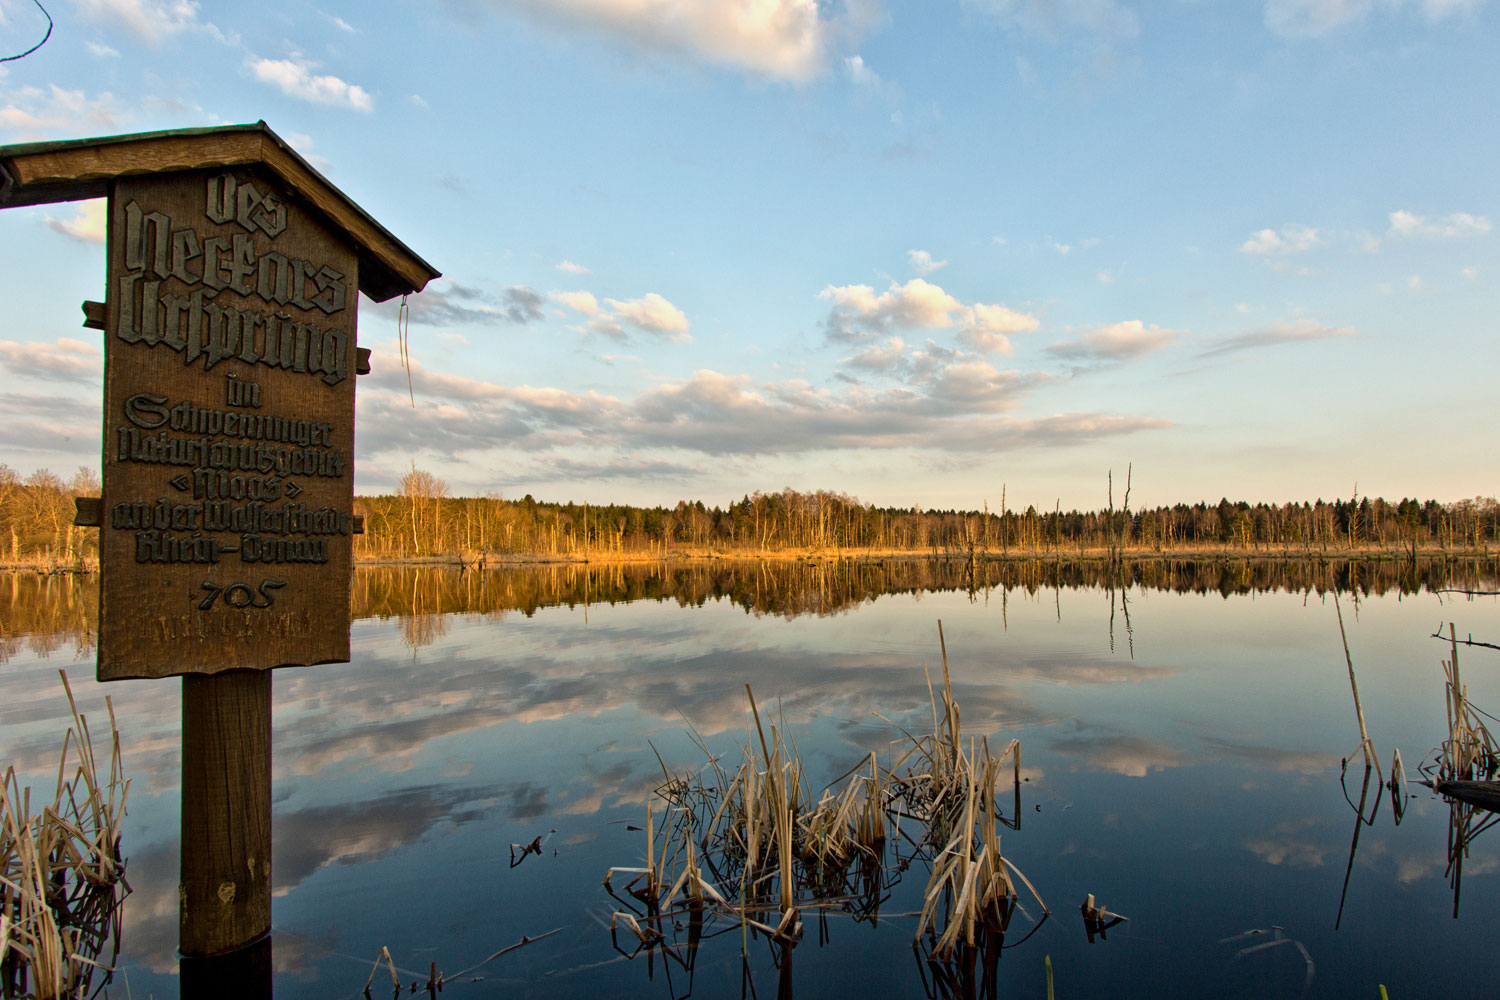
[{"xmin": 3, "ymin": 557, "xmax": 1500, "ymax": 998}]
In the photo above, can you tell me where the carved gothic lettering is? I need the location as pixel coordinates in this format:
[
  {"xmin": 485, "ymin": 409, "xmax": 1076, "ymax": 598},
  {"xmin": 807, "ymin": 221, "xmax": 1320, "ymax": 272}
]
[
  {"xmin": 311, "ymin": 266, "xmax": 347, "ymax": 314},
  {"xmin": 314, "ymin": 325, "xmax": 348, "ymax": 386},
  {"xmin": 137, "ymin": 279, "xmax": 163, "ymax": 346},
  {"xmin": 238, "ymin": 310, "xmax": 264, "ymax": 365},
  {"xmin": 228, "ymin": 233, "xmax": 257, "ymax": 296},
  {"xmin": 290, "ymin": 260, "xmax": 316, "ymax": 310},
  {"xmin": 202, "ymin": 236, "xmax": 230, "ymax": 290},
  {"xmin": 169, "ymin": 228, "xmax": 202, "ymax": 285},
  {"xmin": 201, "ymin": 301, "xmax": 240, "ymax": 371},
  {"xmin": 235, "ymin": 180, "xmax": 263, "ymax": 233},
  {"xmin": 116, "ymin": 273, "xmax": 144, "ymax": 343},
  {"xmin": 250, "ymin": 190, "xmax": 286, "ymax": 237},
  {"xmin": 205, "ymin": 174, "xmax": 235, "ymax": 224},
  {"xmin": 157, "ymin": 292, "xmax": 189, "ymax": 351},
  {"xmin": 123, "ymin": 200, "xmax": 171, "ymax": 278},
  {"xmin": 124, "ymin": 393, "xmax": 169, "ymax": 429},
  {"xmin": 256, "ymin": 251, "xmax": 292, "ymax": 304}
]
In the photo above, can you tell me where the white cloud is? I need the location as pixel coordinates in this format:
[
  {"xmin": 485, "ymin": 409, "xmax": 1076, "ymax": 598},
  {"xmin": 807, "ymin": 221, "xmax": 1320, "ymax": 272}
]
[
  {"xmin": 356, "ymin": 350, "xmax": 1166, "ymax": 466},
  {"xmin": 1239, "ymin": 224, "xmax": 1322, "ymax": 256},
  {"xmin": 551, "ymin": 289, "xmax": 690, "ymax": 342},
  {"xmin": 959, "ymin": 302, "xmax": 1040, "ymax": 355},
  {"xmin": 1461, "ymin": 265, "xmax": 1478, "ymax": 280},
  {"xmin": 844, "ymin": 54, "xmax": 881, "ymax": 88},
  {"xmin": 73, "ymin": 0, "xmax": 209, "ymax": 45},
  {"xmin": 821, "ymin": 278, "xmax": 1038, "ymax": 357},
  {"xmin": 389, "ymin": 281, "xmax": 546, "ymax": 325},
  {"xmin": 1265, "ymin": 0, "xmax": 1485, "ymax": 35},
  {"xmin": 476, "ymin": 0, "xmax": 882, "ymax": 81},
  {"xmin": 43, "ymin": 200, "xmax": 107, "ymax": 244},
  {"xmin": 86, "ymin": 41, "xmax": 121, "ymax": 57},
  {"xmin": 1407, "ymin": 273, "xmax": 1426, "ymax": 292},
  {"xmin": 907, "ymin": 249, "xmax": 947, "ymax": 275},
  {"xmin": 968, "ymin": 303, "xmax": 1039, "ymax": 335},
  {"xmin": 556, "ymin": 259, "xmax": 591, "ymax": 275},
  {"xmin": 325, "ymin": 12, "xmax": 356, "ymax": 32},
  {"xmin": 843, "ymin": 336, "xmax": 908, "ymax": 373},
  {"xmin": 0, "ymin": 85, "xmax": 124, "ymax": 138},
  {"xmin": 553, "ymin": 290, "xmax": 601, "ymax": 315},
  {"xmin": 0, "ymin": 339, "xmax": 102, "ymax": 383},
  {"xmin": 1388, "ymin": 209, "xmax": 1491, "ymax": 240},
  {"xmin": 249, "ymin": 56, "xmax": 374, "ymax": 112},
  {"xmin": 1198, "ymin": 319, "xmax": 1359, "ymax": 358},
  {"xmin": 820, "ymin": 278, "xmax": 965, "ymax": 342},
  {"xmin": 606, "ymin": 292, "xmax": 691, "ymax": 341},
  {"xmin": 408, "ymin": 94, "xmax": 429, "ymax": 110},
  {"xmin": 284, "ymin": 131, "xmax": 334, "ymax": 172},
  {"xmin": 1046, "ymin": 320, "xmax": 1178, "ymax": 364}
]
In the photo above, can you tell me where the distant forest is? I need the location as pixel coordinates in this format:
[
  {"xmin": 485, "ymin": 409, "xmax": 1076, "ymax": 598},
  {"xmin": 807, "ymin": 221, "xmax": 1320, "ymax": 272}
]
[{"xmin": 2, "ymin": 463, "xmax": 1495, "ymax": 566}]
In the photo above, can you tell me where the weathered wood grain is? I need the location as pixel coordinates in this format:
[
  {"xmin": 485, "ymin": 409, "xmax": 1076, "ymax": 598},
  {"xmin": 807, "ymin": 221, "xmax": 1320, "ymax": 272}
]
[
  {"xmin": 98, "ymin": 169, "xmax": 356, "ymax": 678},
  {"xmin": 180, "ymin": 670, "xmax": 272, "ymax": 957}
]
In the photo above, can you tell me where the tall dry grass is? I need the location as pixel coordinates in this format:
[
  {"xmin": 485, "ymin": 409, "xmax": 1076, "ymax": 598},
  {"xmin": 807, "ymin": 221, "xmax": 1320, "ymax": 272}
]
[{"xmin": 1, "ymin": 672, "xmax": 130, "ymax": 999}]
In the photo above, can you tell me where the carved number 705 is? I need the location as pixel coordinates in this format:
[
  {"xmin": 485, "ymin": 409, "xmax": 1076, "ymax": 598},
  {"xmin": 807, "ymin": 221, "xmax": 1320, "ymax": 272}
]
[{"xmin": 198, "ymin": 579, "xmax": 288, "ymax": 610}]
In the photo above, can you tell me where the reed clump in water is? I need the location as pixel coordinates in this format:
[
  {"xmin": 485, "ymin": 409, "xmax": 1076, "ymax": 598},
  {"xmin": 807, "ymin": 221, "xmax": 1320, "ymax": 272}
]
[
  {"xmin": 605, "ymin": 623, "xmax": 1047, "ymax": 990},
  {"xmin": 1432, "ymin": 623, "xmax": 1499, "ymax": 785},
  {"xmin": 0, "ymin": 671, "xmax": 130, "ymax": 1000},
  {"xmin": 1411, "ymin": 624, "xmax": 1500, "ymax": 917}
]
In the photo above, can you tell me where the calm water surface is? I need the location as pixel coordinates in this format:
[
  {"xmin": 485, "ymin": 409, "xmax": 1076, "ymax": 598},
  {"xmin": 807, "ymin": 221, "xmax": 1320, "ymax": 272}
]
[{"xmin": 3, "ymin": 560, "xmax": 1500, "ymax": 998}]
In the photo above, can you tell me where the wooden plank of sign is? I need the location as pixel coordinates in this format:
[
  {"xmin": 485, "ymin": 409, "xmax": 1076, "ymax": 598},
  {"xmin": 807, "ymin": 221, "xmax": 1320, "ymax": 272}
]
[
  {"xmin": 98, "ymin": 168, "xmax": 356, "ymax": 679},
  {"xmin": 0, "ymin": 124, "xmax": 435, "ymax": 302}
]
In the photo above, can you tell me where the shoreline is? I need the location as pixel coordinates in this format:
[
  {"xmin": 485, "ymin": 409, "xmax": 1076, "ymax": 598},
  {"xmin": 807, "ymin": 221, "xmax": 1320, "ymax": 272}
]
[
  {"xmin": 4, "ymin": 544, "xmax": 1494, "ymax": 574},
  {"xmin": 353, "ymin": 543, "xmax": 1497, "ymax": 568}
]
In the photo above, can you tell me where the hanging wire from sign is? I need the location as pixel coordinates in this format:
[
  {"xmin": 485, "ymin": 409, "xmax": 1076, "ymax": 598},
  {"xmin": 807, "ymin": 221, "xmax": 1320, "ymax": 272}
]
[
  {"xmin": 1, "ymin": 0, "xmax": 53, "ymax": 62},
  {"xmin": 398, "ymin": 292, "xmax": 414, "ymax": 406}
]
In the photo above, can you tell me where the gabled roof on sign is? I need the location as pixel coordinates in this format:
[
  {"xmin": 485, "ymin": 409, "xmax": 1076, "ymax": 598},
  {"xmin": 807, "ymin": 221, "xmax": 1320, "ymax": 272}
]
[{"xmin": 0, "ymin": 121, "xmax": 439, "ymax": 302}]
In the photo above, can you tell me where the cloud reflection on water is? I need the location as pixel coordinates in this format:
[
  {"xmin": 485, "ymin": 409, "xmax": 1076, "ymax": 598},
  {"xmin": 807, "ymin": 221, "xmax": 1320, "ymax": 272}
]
[{"xmin": 5, "ymin": 564, "xmax": 1500, "ymax": 998}]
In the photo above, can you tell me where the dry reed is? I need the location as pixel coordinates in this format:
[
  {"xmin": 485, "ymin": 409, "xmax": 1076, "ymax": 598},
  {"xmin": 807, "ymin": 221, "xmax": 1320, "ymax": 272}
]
[
  {"xmin": 1436, "ymin": 623, "xmax": 1499, "ymax": 783},
  {"xmin": 605, "ymin": 621, "xmax": 1047, "ymax": 989},
  {"xmin": 1, "ymin": 671, "xmax": 130, "ymax": 999}
]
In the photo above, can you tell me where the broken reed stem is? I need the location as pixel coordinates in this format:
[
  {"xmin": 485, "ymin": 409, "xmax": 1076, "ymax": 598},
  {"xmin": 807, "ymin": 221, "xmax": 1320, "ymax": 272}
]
[{"xmin": 1334, "ymin": 594, "xmax": 1375, "ymax": 771}]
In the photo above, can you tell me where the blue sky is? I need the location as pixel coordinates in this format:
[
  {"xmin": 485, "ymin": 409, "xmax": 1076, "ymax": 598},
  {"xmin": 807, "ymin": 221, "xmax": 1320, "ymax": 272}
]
[{"xmin": 0, "ymin": 0, "xmax": 1495, "ymax": 510}]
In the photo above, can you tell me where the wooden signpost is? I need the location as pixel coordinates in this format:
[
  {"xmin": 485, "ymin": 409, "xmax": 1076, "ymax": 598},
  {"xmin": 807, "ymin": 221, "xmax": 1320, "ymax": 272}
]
[{"xmin": 0, "ymin": 123, "xmax": 439, "ymax": 972}]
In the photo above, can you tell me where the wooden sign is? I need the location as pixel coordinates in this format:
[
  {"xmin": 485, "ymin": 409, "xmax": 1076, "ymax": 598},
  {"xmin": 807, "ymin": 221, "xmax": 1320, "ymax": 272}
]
[
  {"xmin": 0, "ymin": 122, "xmax": 440, "ymax": 682},
  {"xmin": 99, "ymin": 169, "xmax": 358, "ymax": 679}
]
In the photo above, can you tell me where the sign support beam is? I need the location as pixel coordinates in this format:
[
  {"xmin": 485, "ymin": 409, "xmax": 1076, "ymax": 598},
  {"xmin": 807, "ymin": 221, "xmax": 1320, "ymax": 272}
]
[{"xmin": 181, "ymin": 670, "xmax": 273, "ymax": 956}]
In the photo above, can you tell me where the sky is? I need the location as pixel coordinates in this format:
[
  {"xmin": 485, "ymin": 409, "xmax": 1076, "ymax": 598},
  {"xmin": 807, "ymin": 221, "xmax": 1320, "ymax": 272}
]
[{"xmin": 0, "ymin": 0, "xmax": 1495, "ymax": 512}]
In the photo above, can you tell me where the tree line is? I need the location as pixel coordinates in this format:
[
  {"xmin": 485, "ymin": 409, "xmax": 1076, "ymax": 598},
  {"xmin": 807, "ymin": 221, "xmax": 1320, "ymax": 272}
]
[
  {"xmin": 0, "ymin": 465, "xmax": 100, "ymax": 567},
  {"xmin": 2, "ymin": 463, "xmax": 1495, "ymax": 566},
  {"xmin": 353, "ymin": 470, "xmax": 1497, "ymax": 562}
]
